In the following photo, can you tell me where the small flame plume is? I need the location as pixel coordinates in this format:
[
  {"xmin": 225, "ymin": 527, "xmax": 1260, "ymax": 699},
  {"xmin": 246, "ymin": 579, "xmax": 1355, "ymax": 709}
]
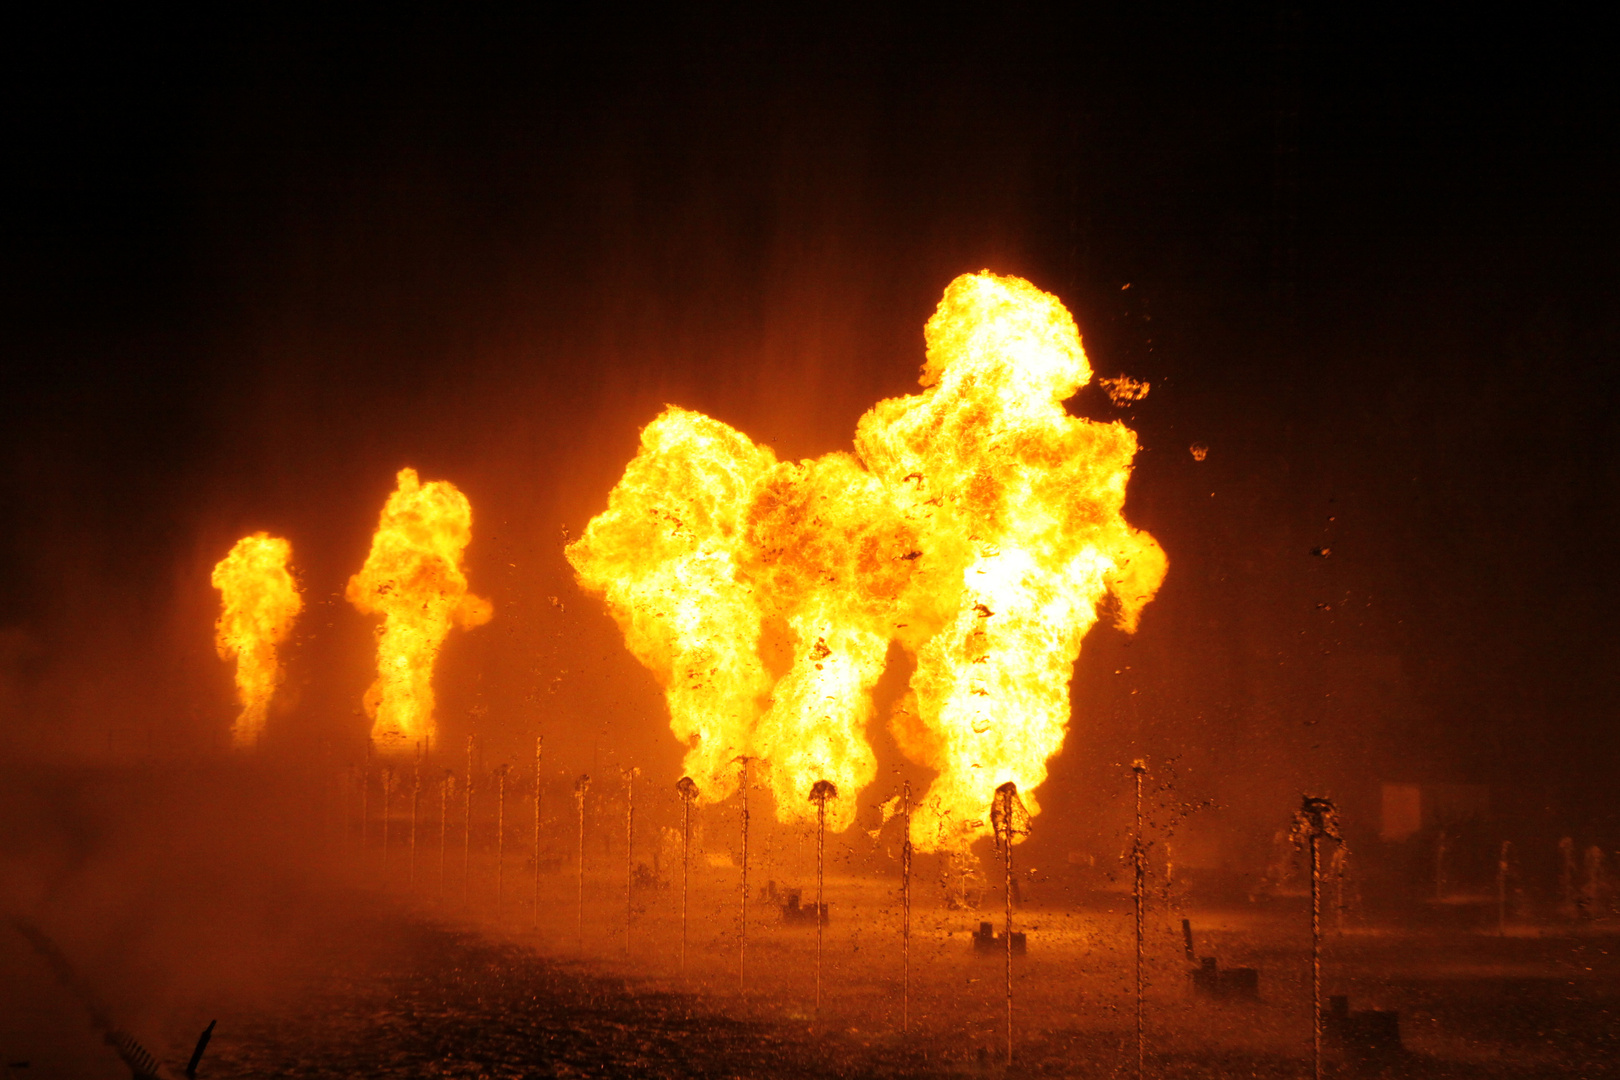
[
  {"xmin": 212, "ymin": 532, "xmax": 302, "ymax": 747},
  {"xmin": 568, "ymin": 273, "xmax": 1166, "ymax": 847},
  {"xmin": 347, "ymin": 468, "xmax": 492, "ymax": 752}
]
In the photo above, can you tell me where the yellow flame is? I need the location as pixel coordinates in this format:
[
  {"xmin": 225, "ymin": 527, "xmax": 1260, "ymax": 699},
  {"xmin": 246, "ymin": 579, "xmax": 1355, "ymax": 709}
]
[
  {"xmin": 568, "ymin": 273, "xmax": 1165, "ymax": 846},
  {"xmin": 212, "ymin": 532, "xmax": 302, "ymax": 747},
  {"xmin": 347, "ymin": 468, "xmax": 492, "ymax": 753}
]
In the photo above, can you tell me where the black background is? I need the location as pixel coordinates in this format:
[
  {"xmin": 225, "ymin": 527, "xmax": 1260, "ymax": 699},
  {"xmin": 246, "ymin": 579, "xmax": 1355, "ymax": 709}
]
[{"xmin": 2, "ymin": 5, "xmax": 1616, "ymax": 853}]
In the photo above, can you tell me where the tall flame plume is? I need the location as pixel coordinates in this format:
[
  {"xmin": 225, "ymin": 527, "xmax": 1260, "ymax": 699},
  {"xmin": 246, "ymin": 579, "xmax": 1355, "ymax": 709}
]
[
  {"xmin": 348, "ymin": 468, "xmax": 492, "ymax": 753},
  {"xmin": 212, "ymin": 532, "xmax": 302, "ymax": 747},
  {"xmin": 568, "ymin": 273, "xmax": 1166, "ymax": 847}
]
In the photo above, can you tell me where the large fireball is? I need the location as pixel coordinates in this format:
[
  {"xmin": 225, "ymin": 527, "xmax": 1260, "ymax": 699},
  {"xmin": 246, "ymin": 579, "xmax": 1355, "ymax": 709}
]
[{"xmin": 567, "ymin": 273, "xmax": 1165, "ymax": 847}]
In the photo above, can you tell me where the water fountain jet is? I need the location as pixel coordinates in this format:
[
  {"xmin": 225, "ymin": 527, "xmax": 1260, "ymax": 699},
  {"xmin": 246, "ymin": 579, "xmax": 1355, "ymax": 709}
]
[
  {"xmin": 381, "ymin": 765, "xmax": 396, "ymax": 876},
  {"xmin": 734, "ymin": 756, "xmax": 758, "ymax": 995},
  {"xmin": 533, "ymin": 737, "xmax": 544, "ymax": 930},
  {"xmin": 677, "ymin": 776, "xmax": 698, "ymax": 976},
  {"xmin": 991, "ymin": 781, "xmax": 1030, "ymax": 1068},
  {"xmin": 809, "ymin": 779, "xmax": 838, "ymax": 1025},
  {"xmin": 494, "ymin": 763, "xmax": 511, "ymax": 920},
  {"xmin": 438, "ymin": 770, "xmax": 454, "ymax": 902},
  {"xmin": 623, "ymin": 765, "xmax": 640, "ymax": 955},
  {"xmin": 901, "ymin": 779, "xmax": 912, "ymax": 1033},
  {"xmin": 1131, "ymin": 760, "xmax": 1148, "ymax": 1080},
  {"xmin": 462, "ymin": 736, "xmax": 476, "ymax": 908},
  {"xmin": 408, "ymin": 750, "xmax": 422, "ymax": 887},
  {"xmin": 1293, "ymin": 795, "xmax": 1343, "ymax": 1080},
  {"xmin": 575, "ymin": 774, "xmax": 591, "ymax": 953}
]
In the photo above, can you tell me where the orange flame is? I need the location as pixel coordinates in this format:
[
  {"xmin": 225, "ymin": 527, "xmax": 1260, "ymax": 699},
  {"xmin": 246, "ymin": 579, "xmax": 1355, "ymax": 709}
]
[
  {"xmin": 568, "ymin": 273, "xmax": 1165, "ymax": 846},
  {"xmin": 211, "ymin": 532, "xmax": 302, "ymax": 747},
  {"xmin": 347, "ymin": 468, "xmax": 492, "ymax": 753}
]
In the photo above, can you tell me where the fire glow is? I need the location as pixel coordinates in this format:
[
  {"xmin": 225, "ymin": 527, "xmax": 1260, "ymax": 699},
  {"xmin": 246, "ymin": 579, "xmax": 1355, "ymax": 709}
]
[
  {"xmin": 568, "ymin": 272, "xmax": 1166, "ymax": 848},
  {"xmin": 347, "ymin": 467, "xmax": 492, "ymax": 754},
  {"xmin": 211, "ymin": 532, "xmax": 303, "ymax": 747}
]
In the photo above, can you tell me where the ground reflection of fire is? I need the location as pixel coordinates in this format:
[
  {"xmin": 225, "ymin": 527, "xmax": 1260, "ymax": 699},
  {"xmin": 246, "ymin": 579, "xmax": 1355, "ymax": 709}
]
[{"xmin": 566, "ymin": 272, "xmax": 1165, "ymax": 851}]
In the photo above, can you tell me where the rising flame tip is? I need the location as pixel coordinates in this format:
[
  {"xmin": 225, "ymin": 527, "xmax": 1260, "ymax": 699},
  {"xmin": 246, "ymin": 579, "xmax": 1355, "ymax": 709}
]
[
  {"xmin": 569, "ymin": 272, "xmax": 1165, "ymax": 848},
  {"xmin": 348, "ymin": 468, "xmax": 490, "ymax": 752},
  {"xmin": 212, "ymin": 532, "xmax": 302, "ymax": 748}
]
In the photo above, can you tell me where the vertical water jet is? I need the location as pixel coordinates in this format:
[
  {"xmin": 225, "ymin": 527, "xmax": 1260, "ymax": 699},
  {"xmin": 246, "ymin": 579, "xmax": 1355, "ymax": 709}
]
[
  {"xmin": 381, "ymin": 766, "xmax": 396, "ymax": 876},
  {"xmin": 463, "ymin": 736, "xmax": 476, "ymax": 908},
  {"xmin": 344, "ymin": 764, "xmax": 357, "ymax": 851},
  {"xmin": 495, "ymin": 764, "xmax": 510, "ymax": 920},
  {"xmin": 1497, "ymin": 841, "xmax": 1512, "ymax": 935},
  {"xmin": 736, "ymin": 756, "xmax": 755, "ymax": 995},
  {"xmin": 361, "ymin": 745, "xmax": 372, "ymax": 858},
  {"xmin": 1293, "ymin": 795, "xmax": 1342, "ymax": 1080},
  {"xmin": 575, "ymin": 774, "xmax": 590, "ymax": 953},
  {"xmin": 809, "ymin": 779, "xmax": 838, "ymax": 1025},
  {"xmin": 1331, "ymin": 842, "xmax": 1351, "ymax": 935},
  {"xmin": 992, "ymin": 781, "xmax": 1029, "ymax": 1069},
  {"xmin": 534, "ymin": 737, "xmax": 544, "ymax": 930},
  {"xmin": 439, "ymin": 771, "xmax": 454, "ymax": 903},
  {"xmin": 409, "ymin": 749, "xmax": 422, "ymax": 887},
  {"xmin": 1132, "ymin": 760, "xmax": 1147, "ymax": 1080},
  {"xmin": 902, "ymin": 779, "xmax": 911, "ymax": 1034},
  {"xmin": 677, "ymin": 776, "xmax": 698, "ymax": 976},
  {"xmin": 624, "ymin": 766, "xmax": 639, "ymax": 956}
]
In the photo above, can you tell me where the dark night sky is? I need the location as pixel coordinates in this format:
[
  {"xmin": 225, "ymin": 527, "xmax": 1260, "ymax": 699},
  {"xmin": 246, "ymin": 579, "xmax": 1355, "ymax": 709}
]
[{"xmin": 2, "ymin": 6, "xmax": 1616, "ymax": 844}]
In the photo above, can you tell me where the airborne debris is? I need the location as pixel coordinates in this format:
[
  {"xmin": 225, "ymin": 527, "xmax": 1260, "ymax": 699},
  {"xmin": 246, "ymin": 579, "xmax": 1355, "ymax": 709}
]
[
  {"xmin": 1099, "ymin": 375, "xmax": 1151, "ymax": 405},
  {"xmin": 1189, "ymin": 443, "xmax": 1209, "ymax": 461}
]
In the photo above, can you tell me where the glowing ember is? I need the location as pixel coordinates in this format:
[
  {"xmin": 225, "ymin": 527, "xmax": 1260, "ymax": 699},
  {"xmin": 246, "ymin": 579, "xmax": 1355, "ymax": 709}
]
[
  {"xmin": 1099, "ymin": 375, "xmax": 1151, "ymax": 406},
  {"xmin": 347, "ymin": 468, "xmax": 492, "ymax": 753},
  {"xmin": 568, "ymin": 273, "xmax": 1165, "ymax": 847},
  {"xmin": 211, "ymin": 532, "xmax": 302, "ymax": 747}
]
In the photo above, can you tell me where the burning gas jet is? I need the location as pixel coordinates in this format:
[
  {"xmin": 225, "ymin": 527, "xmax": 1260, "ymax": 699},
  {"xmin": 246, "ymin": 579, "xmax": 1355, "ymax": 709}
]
[
  {"xmin": 348, "ymin": 468, "xmax": 492, "ymax": 753},
  {"xmin": 211, "ymin": 533, "xmax": 302, "ymax": 747},
  {"xmin": 568, "ymin": 273, "xmax": 1165, "ymax": 848}
]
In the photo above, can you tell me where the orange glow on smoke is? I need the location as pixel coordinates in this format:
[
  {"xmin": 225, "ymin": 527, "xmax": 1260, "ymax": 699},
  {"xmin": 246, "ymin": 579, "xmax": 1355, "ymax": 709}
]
[
  {"xmin": 567, "ymin": 273, "xmax": 1165, "ymax": 847},
  {"xmin": 212, "ymin": 532, "xmax": 302, "ymax": 747},
  {"xmin": 347, "ymin": 468, "xmax": 492, "ymax": 753}
]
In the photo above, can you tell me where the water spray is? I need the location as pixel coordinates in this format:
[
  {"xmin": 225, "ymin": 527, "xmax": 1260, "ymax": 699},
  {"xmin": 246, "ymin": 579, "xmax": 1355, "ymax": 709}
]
[
  {"xmin": 677, "ymin": 776, "xmax": 699, "ymax": 976},
  {"xmin": 541, "ymin": 738, "xmax": 554, "ymax": 932},
  {"xmin": 439, "ymin": 770, "xmax": 454, "ymax": 903},
  {"xmin": 409, "ymin": 749, "xmax": 422, "ymax": 887},
  {"xmin": 623, "ymin": 766, "xmax": 640, "ymax": 957},
  {"xmin": 1292, "ymin": 795, "xmax": 1342, "ymax": 1080},
  {"xmin": 575, "ymin": 774, "xmax": 590, "ymax": 953},
  {"xmin": 1132, "ymin": 760, "xmax": 1148, "ymax": 1080},
  {"xmin": 361, "ymin": 744, "xmax": 372, "ymax": 857},
  {"xmin": 494, "ymin": 764, "xmax": 511, "ymax": 920},
  {"xmin": 381, "ymin": 765, "xmax": 396, "ymax": 877},
  {"xmin": 344, "ymin": 763, "xmax": 356, "ymax": 851},
  {"xmin": 1331, "ymin": 842, "xmax": 1351, "ymax": 935},
  {"xmin": 734, "ymin": 756, "xmax": 756, "ymax": 995},
  {"xmin": 1497, "ymin": 841, "xmax": 1513, "ymax": 936},
  {"xmin": 992, "ymin": 781, "xmax": 1030, "ymax": 1069},
  {"xmin": 463, "ymin": 735, "xmax": 476, "ymax": 908},
  {"xmin": 809, "ymin": 779, "xmax": 838, "ymax": 1025},
  {"xmin": 902, "ymin": 779, "xmax": 912, "ymax": 1033}
]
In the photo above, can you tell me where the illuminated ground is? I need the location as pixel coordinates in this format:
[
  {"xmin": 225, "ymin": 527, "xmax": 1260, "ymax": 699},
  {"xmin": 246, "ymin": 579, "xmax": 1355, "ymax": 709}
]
[
  {"xmin": 5, "ymin": 767, "xmax": 1617, "ymax": 1078},
  {"xmin": 194, "ymin": 873, "xmax": 1620, "ymax": 1079}
]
